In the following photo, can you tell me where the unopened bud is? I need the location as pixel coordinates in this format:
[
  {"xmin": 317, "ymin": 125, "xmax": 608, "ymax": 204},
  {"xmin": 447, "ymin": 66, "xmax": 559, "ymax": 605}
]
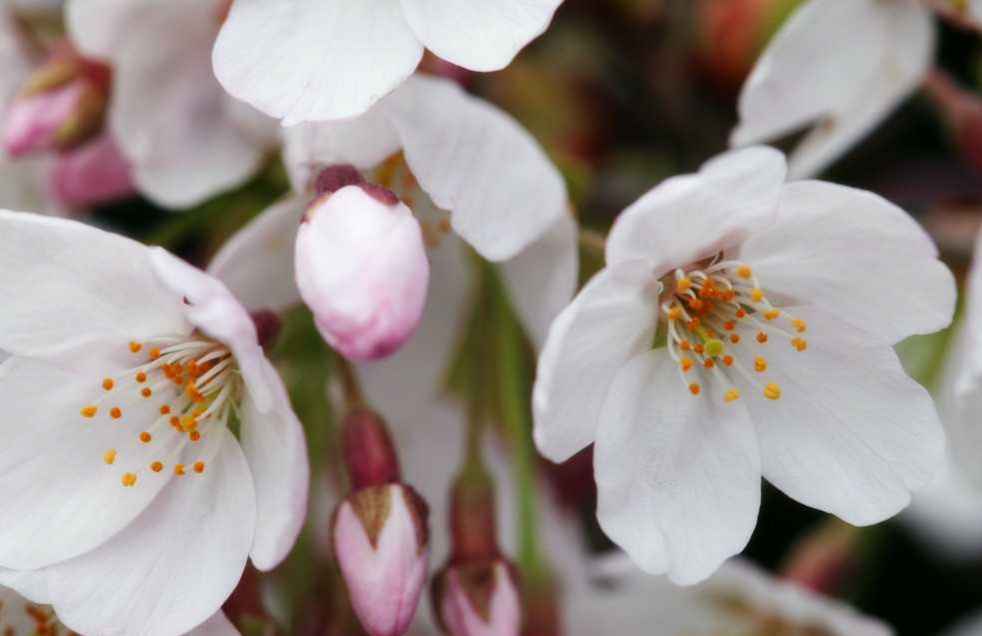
[
  {"xmin": 5, "ymin": 50, "xmax": 109, "ymax": 157},
  {"xmin": 333, "ymin": 483, "xmax": 430, "ymax": 636},
  {"xmin": 50, "ymin": 133, "xmax": 133, "ymax": 208},
  {"xmin": 432, "ymin": 560, "xmax": 521, "ymax": 636},
  {"xmin": 343, "ymin": 407, "xmax": 401, "ymax": 490},
  {"xmin": 295, "ymin": 181, "xmax": 429, "ymax": 361},
  {"xmin": 779, "ymin": 520, "xmax": 859, "ymax": 595}
]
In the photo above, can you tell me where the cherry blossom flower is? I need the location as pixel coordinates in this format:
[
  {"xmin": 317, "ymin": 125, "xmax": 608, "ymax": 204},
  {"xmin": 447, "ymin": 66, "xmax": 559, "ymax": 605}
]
[
  {"xmin": 209, "ymin": 74, "xmax": 576, "ymax": 370},
  {"xmin": 65, "ymin": 0, "xmax": 277, "ymax": 209},
  {"xmin": 731, "ymin": 0, "xmax": 934, "ymax": 178},
  {"xmin": 533, "ymin": 146, "xmax": 955, "ymax": 584},
  {"xmin": 0, "ymin": 211, "xmax": 309, "ymax": 636},
  {"xmin": 212, "ymin": 0, "xmax": 564, "ymax": 123}
]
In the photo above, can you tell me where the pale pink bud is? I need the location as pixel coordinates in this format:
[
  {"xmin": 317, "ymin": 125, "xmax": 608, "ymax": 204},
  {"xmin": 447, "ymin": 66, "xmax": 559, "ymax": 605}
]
[
  {"xmin": 5, "ymin": 81, "xmax": 86, "ymax": 156},
  {"xmin": 333, "ymin": 484, "xmax": 430, "ymax": 636},
  {"xmin": 50, "ymin": 133, "xmax": 133, "ymax": 208},
  {"xmin": 295, "ymin": 184, "xmax": 429, "ymax": 361},
  {"xmin": 435, "ymin": 561, "xmax": 521, "ymax": 636}
]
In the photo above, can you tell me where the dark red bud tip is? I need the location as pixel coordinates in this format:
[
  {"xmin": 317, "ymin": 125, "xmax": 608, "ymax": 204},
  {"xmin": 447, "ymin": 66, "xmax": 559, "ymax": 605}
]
[
  {"xmin": 358, "ymin": 182, "xmax": 400, "ymax": 207},
  {"xmin": 343, "ymin": 407, "xmax": 401, "ymax": 490},
  {"xmin": 314, "ymin": 164, "xmax": 364, "ymax": 195},
  {"xmin": 250, "ymin": 310, "xmax": 282, "ymax": 352},
  {"xmin": 450, "ymin": 468, "xmax": 499, "ymax": 564}
]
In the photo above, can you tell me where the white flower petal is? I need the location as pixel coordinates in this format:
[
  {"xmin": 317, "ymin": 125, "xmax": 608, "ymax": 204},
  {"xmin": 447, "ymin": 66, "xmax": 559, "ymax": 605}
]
[
  {"xmin": 732, "ymin": 306, "xmax": 944, "ymax": 526},
  {"xmin": 595, "ymin": 349, "xmax": 761, "ymax": 585},
  {"xmin": 103, "ymin": 1, "xmax": 268, "ymax": 208},
  {"xmin": 282, "ymin": 111, "xmax": 400, "ymax": 192},
  {"xmin": 213, "ymin": 0, "xmax": 424, "ymax": 123},
  {"xmin": 208, "ymin": 194, "xmax": 307, "ymax": 314},
  {"xmin": 736, "ymin": 181, "xmax": 955, "ymax": 345},
  {"xmin": 0, "ymin": 356, "xmax": 188, "ymax": 569},
  {"xmin": 239, "ymin": 358, "xmax": 309, "ymax": 571},
  {"xmin": 398, "ymin": 0, "xmax": 561, "ymax": 71},
  {"xmin": 149, "ymin": 249, "xmax": 273, "ymax": 412},
  {"xmin": 185, "ymin": 611, "xmax": 240, "ymax": 636},
  {"xmin": 499, "ymin": 212, "xmax": 578, "ymax": 351},
  {"xmin": 357, "ymin": 233, "xmax": 474, "ymax": 416},
  {"xmin": 0, "ymin": 211, "xmax": 186, "ymax": 359},
  {"xmin": 605, "ymin": 147, "xmax": 786, "ymax": 272},
  {"xmin": 533, "ymin": 260, "xmax": 659, "ymax": 464},
  {"xmin": 0, "ymin": 568, "xmax": 50, "ymax": 604},
  {"xmin": 47, "ymin": 429, "xmax": 255, "ymax": 636},
  {"xmin": 382, "ymin": 74, "xmax": 566, "ymax": 261},
  {"xmin": 731, "ymin": 0, "xmax": 933, "ymax": 178}
]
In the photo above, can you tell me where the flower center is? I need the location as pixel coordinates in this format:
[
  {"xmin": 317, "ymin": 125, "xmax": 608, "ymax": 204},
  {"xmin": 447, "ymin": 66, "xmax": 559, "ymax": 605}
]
[
  {"xmin": 0, "ymin": 598, "xmax": 69, "ymax": 636},
  {"xmin": 660, "ymin": 259, "xmax": 807, "ymax": 403},
  {"xmin": 373, "ymin": 152, "xmax": 452, "ymax": 248},
  {"xmin": 78, "ymin": 336, "xmax": 242, "ymax": 487}
]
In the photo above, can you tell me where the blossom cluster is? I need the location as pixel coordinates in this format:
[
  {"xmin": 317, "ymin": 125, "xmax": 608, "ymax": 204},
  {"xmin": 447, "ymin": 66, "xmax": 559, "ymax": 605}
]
[{"xmin": 0, "ymin": 0, "xmax": 979, "ymax": 635}]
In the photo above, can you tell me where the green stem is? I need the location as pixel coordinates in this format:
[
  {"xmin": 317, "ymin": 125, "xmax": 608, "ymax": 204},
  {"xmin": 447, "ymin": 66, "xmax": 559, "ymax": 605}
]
[{"xmin": 489, "ymin": 268, "xmax": 546, "ymax": 582}]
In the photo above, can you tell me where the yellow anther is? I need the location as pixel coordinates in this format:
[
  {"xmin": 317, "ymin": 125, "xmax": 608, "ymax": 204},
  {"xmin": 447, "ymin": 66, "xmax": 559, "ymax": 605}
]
[
  {"xmin": 723, "ymin": 321, "xmax": 736, "ymax": 331},
  {"xmin": 102, "ymin": 449, "xmax": 117, "ymax": 465},
  {"xmin": 704, "ymin": 339, "xmax": 726, "ymax": 358},
  {"xmin": 141, "ymin": 387, "xmax": 152, "ymax": 398},
  {"xmin": 159, "ymin": 405, "xmax": 171, "ymax": 415},
  {"xmin": 729, "ymin": 334, "xmax": 741, "ymax": 344},
  {"xmin": 180, "ymin": 415, "xmax": 198, "ymax": 432},
  {"xmin": 679, "ymin": 339, "xmax": 692, "ymax": 351},
  {"xmin": 174, "ymin": 463, "xmax": 185, "ymax": 476},
  {"xmin": 190, "ymin": 431, "xmax": 202, "ymax": 442},
  {"xmin": 791, "ymin": 338, "xmax": 808, "ymax": 352},
  {"xmin": 110, "ymin": 406, "xmax": 122, "ymax": 419},
  {"xmin": 128, "ymin": 341, "xmax": 142, "ymax": 353},
  {"xmin": 756, "ymin": 332, "xmax": 768, "ymax": 344},
  {"xmin": 688, "ymin": 383, "xmax": 701, "ymax": 395},
  {"xmin": 150, "ymin": 461, "xmax": 164, "ymax": 473},
  {"xmin": 135, "ymin": 371, "xmax": 148, "ymax": 383},
  {"xmin": 703, "ymin": 358, "xmax": 715, "ymax": 369},
  {"xmin": 722, "ymin": 355, "xmax": 734, "ymax": 367},
  {"xmin": 121, "ymin": 473, "xmax": 137, "ymax": 487},
  {"xmin": 754, "ymin": 357, "xmax": 767, "ymax": 372},
  {"xmin": 735, "ymin": 308, "xmax": 747, "ymax": 318},
  {"xmin": 763, "ymin": 383, "xmax": 782, "ymax": 400},
  {"xmin": 193, "ymin": 461, "xmax": 206, "ymax": 474},
  {"xmin": 139, "ymin": 431, "xmax": 151, "ymax": 443},
  {"xmin": 80, "ymin": 405, "xmax": 97, "ymax": 418},
  {"xmin": 667, "ymin": 306, "xmax": 683, "ymax": 321},
  {"xmin": 763, "ymin": 309, "xmax": 780, "ymax": 321},
  {"xmin": 791, "ymin": 318, "xmax": 807, "ymax": 333},
  {"xmin": 688, "ymin": 298, "xmax": 704, "ymax": 311},
  {"xmin": 677, "ymin": 277, "xmax": 692, "ymax": 291},
  {"xmin": 148, "ymin": 347, "xmax": 161, "ymax": 361},
  {"xmin": 724, "ymin": 388, "xmax": 741, "ymax": 403},
  {"xmin": 102, "ymin": 378, "xmax": 114, "ymax": 391},
  {"xmin": 679, "ymin": 357, "xmax": 694, "ymax": 372},
  {"xmin": 736, "ymin": 264, "xmax": 752, "ymax": 279},
  {"xmin": 687, "ymin": 318, "xmax": 701, "ymax": 331},
  {"xmin": 750, "ymin": 288, "xmax": 764, "ymax": 302}
]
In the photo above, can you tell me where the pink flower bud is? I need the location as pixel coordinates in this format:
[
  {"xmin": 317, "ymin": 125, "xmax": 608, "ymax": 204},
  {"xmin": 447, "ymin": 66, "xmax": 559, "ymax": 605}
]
[
  {"xmin": 434, "ymin": 560, "xmax": 521, "ymax": 636},
  {"xmin": 295, "ymin": 184, "xmax": 429, "ymax": 361},
  {"xmin": 333, "ymin": 484, "xmax": 430, "ymax": 636},
  {"xmin": 4, "ymin": 53, "xmax": 109, "ymax": 158},
  {"xmin": 50, "ymin": 133, "xmax": 133, "ymax": 208}
]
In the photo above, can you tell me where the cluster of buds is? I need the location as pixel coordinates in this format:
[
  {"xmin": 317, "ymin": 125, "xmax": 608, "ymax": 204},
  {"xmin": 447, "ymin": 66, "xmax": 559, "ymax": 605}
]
[
  {"xmin": 331, "ymin": 406, "xmax": 430, "ymax": 636},
  {"xmin": 296, "ymin": 165, "xmax": 430, "ymax": 361},
  {"xmin": 431, "ymin": 466, "xmax": 522, "ymax": 636}
]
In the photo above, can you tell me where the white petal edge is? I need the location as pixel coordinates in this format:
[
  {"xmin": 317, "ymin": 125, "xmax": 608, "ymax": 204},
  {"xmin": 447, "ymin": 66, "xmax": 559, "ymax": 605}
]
[
  {"xmin": 736, "ymin": 180, "xmax": 955, "ymax": 345},
  {"xmin": 240, "ymin": 358, "xmax": 309, "ymax": 570},
  {"xmin": 595, "ymin": 349, "xmax": 761, "ymax": 585},
  {"xmin": 46, "ymin": 430, "xmax": 255, "ymax": 636},
  {"xmin": 212, "ymin": 0, "xmax": 424, "ymax": 123},
  {"xmin": 605, "ymin": 146, "xmax": 786, "ymax": 272},
  {"xmin": 533, "ymin": 260, "xmax": 660, "ymax": 464},
  {"xmin": 381, "ymin": 74, "xmax": 566, "ymax": 261}
]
